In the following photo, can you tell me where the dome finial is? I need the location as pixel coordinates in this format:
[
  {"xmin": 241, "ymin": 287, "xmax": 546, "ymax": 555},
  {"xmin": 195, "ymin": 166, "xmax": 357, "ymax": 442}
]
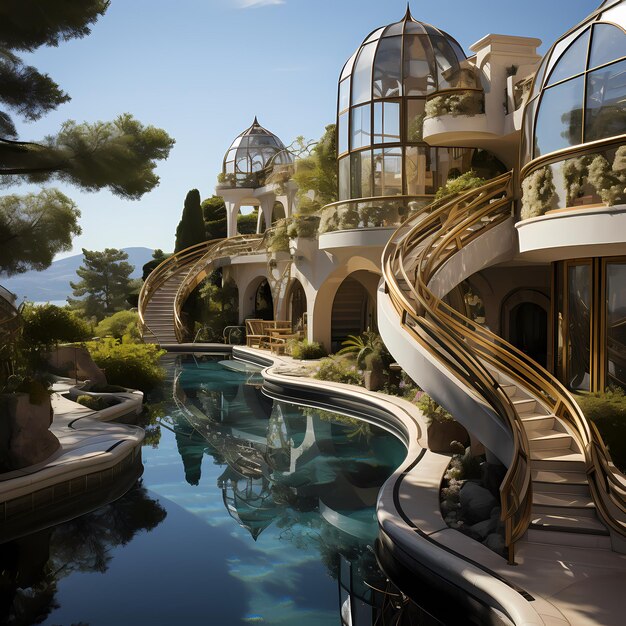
[
  {"xmin": 253, "ymin": 116, "xmax": 259, "ymax": 126},
  {"xmin": 403, "ymin": 3, "xmax": 413, "ymax": 21}
]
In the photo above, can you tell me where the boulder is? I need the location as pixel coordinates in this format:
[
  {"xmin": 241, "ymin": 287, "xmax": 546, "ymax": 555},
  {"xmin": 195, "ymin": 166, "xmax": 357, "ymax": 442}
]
[
  {"xmin": 46, "ymin": 346, "xmax": 106, "ymax": 385},
  {"xmin": 5, "ymin": 393, "xmax": 60, "ymax": 469},
  {"xmin": 483, "ymin": 532, "xmax": 506, "ymax": 555},
  {"xmin": 468, "ymin": 517, "xmax": 497, "ymax": 540},
  {"xmin": 460, "ymin": 481, "xmax": 497, "ymax": 523}
]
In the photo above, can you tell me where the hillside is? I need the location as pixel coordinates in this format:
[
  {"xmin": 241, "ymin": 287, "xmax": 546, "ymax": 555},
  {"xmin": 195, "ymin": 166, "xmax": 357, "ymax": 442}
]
[{"xmin": 0, "ymin": 247, "xmax": 155, "ymax": 304}]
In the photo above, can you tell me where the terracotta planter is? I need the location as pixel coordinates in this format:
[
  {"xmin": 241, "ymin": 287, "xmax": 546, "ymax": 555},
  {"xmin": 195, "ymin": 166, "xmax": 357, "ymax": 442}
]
[{"xmin": 426, "ymin": 419, "xmax": 469, "ymax": 453}]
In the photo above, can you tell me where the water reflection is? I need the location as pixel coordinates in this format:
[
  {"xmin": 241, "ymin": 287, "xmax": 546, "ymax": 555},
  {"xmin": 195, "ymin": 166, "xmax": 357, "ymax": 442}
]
[{"xmin": 0, "ymin": 483, "xmax": 166, "ymax": 625}]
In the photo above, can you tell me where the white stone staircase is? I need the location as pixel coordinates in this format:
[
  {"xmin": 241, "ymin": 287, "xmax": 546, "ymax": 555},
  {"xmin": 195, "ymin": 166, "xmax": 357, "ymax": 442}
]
[{"xmin": 142, "ymin": 270, "xmax": 188, "ymax": 344}]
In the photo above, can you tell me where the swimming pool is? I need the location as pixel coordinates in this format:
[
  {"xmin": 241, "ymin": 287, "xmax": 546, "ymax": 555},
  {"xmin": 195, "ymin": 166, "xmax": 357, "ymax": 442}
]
[{"xmin": 0, "ymin": 354, "xmax": 416, "ymax": 625}]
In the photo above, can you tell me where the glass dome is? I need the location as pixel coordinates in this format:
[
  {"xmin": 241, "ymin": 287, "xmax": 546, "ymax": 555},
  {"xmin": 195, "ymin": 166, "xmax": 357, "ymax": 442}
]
[
  {"xmin": 221, "ymin": 117, "xmax": 293, "ymax": 188},
  {"xmin": 337, "ymin": 7, "xmax": 482, "ymax": 201},
  {"xmin": 522, "ymin": 0, "xmax": 626, "ymax": 166}
]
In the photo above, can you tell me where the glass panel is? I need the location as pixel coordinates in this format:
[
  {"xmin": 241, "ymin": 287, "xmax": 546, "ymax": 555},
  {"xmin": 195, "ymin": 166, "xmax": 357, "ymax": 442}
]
[
  {"xmin": 606, "ymin": 262, "xmax": 626, "ymax": 390},
  {"xmin": 534, "ymin": 76, "xmax": 584, "ymax": 156},
  {"xmin": 373, "ymin": 147, "xmax": 403, "ymax": 196},
  {"xmin": 373, "ymin": 101, "xmax": 400, "ymax": 143},
  {"xmin": 338, "ymin": 156, "xmax": 350, "ymax": 200},
  {"xmin": 585, "ymin": 58, "xmax": 626, "ymax": 141},
  {"xmin": 432, "ymin": 36, "xmax": 462, "ymax": 89},
  {"xmin": 589, "ymin": 23, "xmax": 626, "ymax": 69},
  {"xmin": 438, "ymin": 147, "xmax": 473, "ymax": 187},
  {"xmin": 529, "ymin": 54, "xmax": 549, "ymax": 100},
  {"xmin": 567, "ymin": 263, "xmax": 591, "ymax": 391},
  {"xmin": 339, "ymin": 78, "xmax": 350, "ymax": 113},
  {"xmin": 384, "ymin": 22, "xmax": 403, "ymax": 37},
  {"xmin": 522, "ymin": 96, "xmax": 537, "ymax": 163},
  {"xmin": 341, "ymin": 50, "xmax": 358, "ymax": 81},
  {"xmin": 365, "ymin": 27, "xmax": 385, "ymax": 44},
  {"xmin": 373, "ymin": 36, "xmax": 402, "ymax": 98},
  {"xmin": 406, "ymin": 98, "xmax": 426, "ymax": 142},
  {"xmin": 544, "ymin": 25, "xmax": 587, "ymax": 85},
  {"xmin": 350, "ymin": 104, "xmax": 371, "ymax": 149},
  {"xmin": 555, "ymin": 263, "xmax": 565, "ymax": 380},
  {"xmin": 405, "ymin": 146, "xmax": 435, "ymax": 195},
  {"xmin": 350, "ymin": 150, "xmax": 372, "ymax": 198},
  {"xmin": 338, "ymin": 111, "xmax": 349, "ymax": 154},
  {"xmin": 351, "ymin": 42, "xmax": 376, "ymax": 105},
  {"xmin": 405, "ymin": 21, "xmax": 426, "ymax": 35},
  {"xmin": 546, "ymin": 29, "xmax": 590, "ymax": 86},
  {"xmin": 404, "ymin": 35, "xmax": 436, "ymax": 95}
]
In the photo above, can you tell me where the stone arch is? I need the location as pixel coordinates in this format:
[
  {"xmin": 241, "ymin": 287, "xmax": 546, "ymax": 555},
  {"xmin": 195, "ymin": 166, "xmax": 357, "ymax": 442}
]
[
  {"xmin": 240, "ymin": 273, "xmax": 272, "ymax": 321},
  {"xmin": 286, "ymin": 278, "xmax": 307, "ymax": 332}
]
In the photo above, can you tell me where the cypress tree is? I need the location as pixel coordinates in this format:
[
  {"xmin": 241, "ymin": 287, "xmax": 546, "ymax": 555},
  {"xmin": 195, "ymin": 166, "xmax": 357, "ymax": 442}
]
[{"xmin": 174, "ymin": 189, "xmax": 206, "ymax": 253}]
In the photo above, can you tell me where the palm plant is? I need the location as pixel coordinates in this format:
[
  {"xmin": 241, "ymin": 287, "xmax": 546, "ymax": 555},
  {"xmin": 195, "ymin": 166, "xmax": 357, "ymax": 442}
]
[{"xmin": 337, "ymin": 331, "xmax": 384, "ymax": 369}]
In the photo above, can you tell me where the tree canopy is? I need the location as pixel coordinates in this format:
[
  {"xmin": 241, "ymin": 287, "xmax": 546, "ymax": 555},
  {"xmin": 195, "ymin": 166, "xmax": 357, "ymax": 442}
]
[
  {"xmin": 175, "ymin": 189, "xmax": 206, "ymax": 253},
  {"xmin": 68, "ymin": 248, "xmax": 134, "ymax": 320},
  {"xmin": 0, "ymin": 1, "xmax": 174, "ymax": 275},
  {"xmin": 0, "ymin": 189, "xmax": 81, "ymax": 276}
]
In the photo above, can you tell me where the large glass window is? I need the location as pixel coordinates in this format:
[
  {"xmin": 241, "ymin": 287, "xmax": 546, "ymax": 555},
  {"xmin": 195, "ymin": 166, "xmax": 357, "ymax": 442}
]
[
  {"xmin": 585, "ymin": 58, "xmax": 626, "ymax": 142},
  {"xmin": 373, "ymin": 101, "xmax": 400, "ymax": 143},
  {"xmin": 338, "ymin": 78, "xmax": 350, "ymax": 113},
  {"xmin": 338, "ymin": 112, "xmax": 349, "ymax": 155},
  {"xmin": 373, "ymin": 36, "xmax": 402, "ymax": 98},
  {"xmin": 405, "ymin": 146, "xmax": 435, "ymax": 195},
  {"xmin": 567, "ymin": 263, "xmax": 591, "ymax": 391},
  {"xmin": 403, "ymin": 35, "xmax": 435, "ymax": 95},
  {"xmin": 432, "ymin": 36, "xmax": 462, "ymax": 89},
  {"xmin": 338, "ymin": 156, "xmax": 350, "ymax": 200},
  {"xmin": 351, "ymin": 42, "xmax": 376, "ymax": 106},
  {"xmin": 589, "ymin": 23, "xmax": 626, "ymax": 70},
  {"xmin": 534, "ymin": 76, "xmax": 584, "ymax": 156},
  {"xmin": 546, "ymin": 30, "xmax": 589, "ymax": 86},
  {"xmin": 350, "ymin": 150, "xmax": 372, "ymax": 198},
  {"xmin": 606, "ymin": 262, "xmax": 626, "ymax": 390},
  {"xmin": 374, "ymin": 147, "xmax": 403, "ymax": 196},
  {"xmin": 350, "ymin": 104, "xmax": 371, "ymax": 150},
  {"xmin": 406, "ymin": 99, "xmax": 425, "ymax": 142}
]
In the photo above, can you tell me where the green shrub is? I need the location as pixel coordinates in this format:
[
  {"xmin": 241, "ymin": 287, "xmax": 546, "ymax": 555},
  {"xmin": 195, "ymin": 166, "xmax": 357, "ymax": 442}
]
[
  {"xmin": 520, "ymin": 166, "xmax": 556, "ymax": 219},
  {"xmin": 575, "ymin": 388, "xmax": 626, "ymax": 472},
  {"xmin": 287, "ymin": 215, "xmax": 319, "ymax": 238},
  {"xmin": 417, "ymin": 393, "xmax": 454, "ymax": 424},
  {"xmin": 434, "ymin": 171, "xmax": 487, "ymax": 201},
  {"xmin": 95, "ymin": 310, "xmax": 140, "ymax": 341},
  {"xmin": 85, "ymin": 339, "xmax": 165, "ymax": 393},
  {"xmin": 21, "ymin": 303, "xmax": 91, "ymax": 346},
  {"xmin": 289, "ymin": 339, "xmax": 327, "ymax": 360},
  {"xmin": 315, "ymin": 357, "xmax": 363, "ymax": 385},
  {"xmin": 425, "ymin": 91, "xmax": 484, "ymax": 118},
  {"xmin": 75, "ymin": 394, "xmax": 118, "ymax": 411},
  {"xmin": 267, "ymin": 221, "xmax": 289, "ymax": 252}
]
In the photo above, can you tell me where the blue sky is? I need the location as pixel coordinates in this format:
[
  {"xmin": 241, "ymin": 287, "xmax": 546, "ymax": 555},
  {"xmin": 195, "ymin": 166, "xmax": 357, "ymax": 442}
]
[{"xmin": 12, "ymin": 0, "xmax": 600, "ymax": 258}]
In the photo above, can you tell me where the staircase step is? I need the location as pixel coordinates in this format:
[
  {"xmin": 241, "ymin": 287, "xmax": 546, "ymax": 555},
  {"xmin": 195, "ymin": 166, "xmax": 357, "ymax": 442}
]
[
  {"xmin": 530, "ymin": 511, "xmax": 609, "ymax": 535},
  {"xmin": 526, "ymin": 527, "xmax": 612, "ymax": 549},
  {"xmin": 528, "ymin": 431, "xmax": 574, "ymax": 451},
  {"xmin": 520, "ymin": 414, "xmax": 556, "ymax": 430},
  {"xmin": 501, "ymin": 384, "xmax": 518, "ymax": 398},
  {"xmin": 532, "ymin": 492, "xmax": 597, "ymax": 517},
  {"xmin": 512, "ymin": 398, "xmax": 538, "ymax": 414},
  {"xmin": 531, "ymin": 449, "xmax": 586, "ymax": 471},
  {"xmin": 531, "ymin": 468, "xmax": 590, "ymax": 494}
]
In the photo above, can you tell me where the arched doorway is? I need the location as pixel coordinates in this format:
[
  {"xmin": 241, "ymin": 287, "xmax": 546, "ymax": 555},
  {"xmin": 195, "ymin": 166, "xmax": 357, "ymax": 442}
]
[
  {"xmin": 331, "ymin": 275, "xmax": 375, "ymax": 351},
  {"xmin": 288, "ymin": 280, "xmax": 307, "ymax": 332},
  {"xmin": 254, "ymin": 279, "xmax": 273, "ymax": 320},
  {"xmin": 509, "ymin": 302, "xmax": 548, "ymax": 368}
]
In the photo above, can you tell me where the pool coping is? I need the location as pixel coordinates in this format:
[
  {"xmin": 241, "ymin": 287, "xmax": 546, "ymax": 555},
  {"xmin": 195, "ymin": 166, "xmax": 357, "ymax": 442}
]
[{"xmin": 0, "ymin": 378, "xmax": 145, "ymax": 541}]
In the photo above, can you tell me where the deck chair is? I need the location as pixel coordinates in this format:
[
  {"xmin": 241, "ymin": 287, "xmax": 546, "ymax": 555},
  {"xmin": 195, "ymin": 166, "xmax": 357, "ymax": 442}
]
[{"xmin": 245, "ymin": 319, "xmax": 270, "ymax": 348}]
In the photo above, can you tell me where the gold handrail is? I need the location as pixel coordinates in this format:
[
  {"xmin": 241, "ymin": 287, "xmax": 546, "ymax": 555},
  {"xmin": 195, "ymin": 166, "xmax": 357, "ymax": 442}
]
[
  {"xmin": 383, "ymin": 170, "xmax": 626, "ymax": 561},
  {"xmin": 172, "ymin": 234, "xmax": 267, "ymax": 342},
  {"xmin": 138, "ymin": 240, "xmax": 224, "ymax": 340}
]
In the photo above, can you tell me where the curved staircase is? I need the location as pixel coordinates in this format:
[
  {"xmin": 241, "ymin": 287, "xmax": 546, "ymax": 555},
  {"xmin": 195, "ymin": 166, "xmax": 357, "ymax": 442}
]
[
  {"xmin": 379, "ymin": 172, "xmax": 626, "ymax": 560},
  {"xmin": 139, "ymin": 235, "xmax": 266, "ymax": 344}
]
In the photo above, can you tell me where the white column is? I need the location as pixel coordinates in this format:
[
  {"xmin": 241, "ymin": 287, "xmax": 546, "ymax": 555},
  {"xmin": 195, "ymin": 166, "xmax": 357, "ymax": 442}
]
[
  {"xmin": 259, "ymin": 196, "xmax": 274, "ymax": 232},
  {"xmin": 225, "ymin": 200, "xmax": 240, "ymax": 238}
]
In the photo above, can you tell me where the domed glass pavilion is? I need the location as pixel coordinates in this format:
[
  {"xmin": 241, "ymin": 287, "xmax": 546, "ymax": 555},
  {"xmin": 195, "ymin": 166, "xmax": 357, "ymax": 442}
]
[
  {"xmin": 221, "ymin": 117, "xmax": 293, "ymax": 189},
  {"xmin": 336, "ymin": 7, "xmax": 485, "ymax": 200},
  {"xmin": 521, "ymin": 0, "xmax": 625, "ymax": 212}
]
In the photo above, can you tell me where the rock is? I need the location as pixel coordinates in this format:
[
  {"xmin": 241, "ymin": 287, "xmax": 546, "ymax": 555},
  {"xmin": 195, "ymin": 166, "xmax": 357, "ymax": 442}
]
[
  {"xmin": 481, "ymin": 462, "xmax": 507, "ymax": 498},
  {"xmin": 46, "ymin": 346, "xmax": 106, "ymax": 385},
  {"xmin": 468, "ymin": 517, "xmax": 497, "ymax": 540},
  {"xmin": 6, "ymin": 393, "xmax": 60, "ymax": 469},
  {"xmin": 460, "ymin": 481, "xmax": 497, "ymax": 523},
  {"xmin": 483, "ymin": 532, "xmax": 506, "ymax": 555}
]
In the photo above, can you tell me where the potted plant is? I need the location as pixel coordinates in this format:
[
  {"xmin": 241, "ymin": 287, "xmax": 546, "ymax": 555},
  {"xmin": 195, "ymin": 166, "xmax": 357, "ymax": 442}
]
[{"xmin": 418, "ymin": 393, "xmax": 469, "ymax": 453}]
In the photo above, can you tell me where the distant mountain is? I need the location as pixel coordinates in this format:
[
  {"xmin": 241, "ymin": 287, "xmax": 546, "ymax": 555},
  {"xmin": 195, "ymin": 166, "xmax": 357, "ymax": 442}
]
[{"xmin": 0, "ymin": 247, "xmax": 155, "ymax": 304}]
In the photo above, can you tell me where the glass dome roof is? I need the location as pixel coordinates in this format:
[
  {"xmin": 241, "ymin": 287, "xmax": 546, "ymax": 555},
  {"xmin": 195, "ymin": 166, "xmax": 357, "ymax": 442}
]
[
  {"xmin": 222, "ymin": 118, "xmax": 293, "ymax": 187},
  {"xmin": 521, "ymin": 0, "xmax": 626, "ymax": 166},
  {"xmin": 338, "ymin": 6, "xmax": 469, "ymax": 109}
]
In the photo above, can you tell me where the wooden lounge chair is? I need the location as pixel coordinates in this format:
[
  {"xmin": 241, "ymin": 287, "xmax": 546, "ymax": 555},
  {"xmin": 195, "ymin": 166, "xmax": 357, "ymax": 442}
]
[{"xmin": 245, "ymin": 319, "xmax": 270, "ymax": 348}]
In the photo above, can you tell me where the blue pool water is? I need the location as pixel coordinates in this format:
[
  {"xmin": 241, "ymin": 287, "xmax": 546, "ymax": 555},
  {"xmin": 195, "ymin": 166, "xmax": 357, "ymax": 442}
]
[{"xmin": 1, "ymin": 354, "xmax": 410, "ymax": 625}]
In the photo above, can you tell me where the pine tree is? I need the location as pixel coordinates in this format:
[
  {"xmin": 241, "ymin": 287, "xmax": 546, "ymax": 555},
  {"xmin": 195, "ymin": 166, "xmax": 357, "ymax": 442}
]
[
  {"xmin": 68, "ymin": 248, "xmax": 134, "ymax": 321},
  {"xmin": 175, "ymin": 189, "xmax": 206, "ymax": 253}
]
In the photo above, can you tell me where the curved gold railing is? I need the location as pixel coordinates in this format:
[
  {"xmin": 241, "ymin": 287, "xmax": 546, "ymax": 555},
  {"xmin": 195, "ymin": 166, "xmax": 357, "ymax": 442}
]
[
  {"xmin": 173, "ymin": 234, "xmax": 267, "ymax": 342},
  {"xmin": 383, "ymin": 171, "xmax": 626, "ymax": 561},
  {"xmin": 138, "ymin": 240, "xmax": 225, "ymax": 340}
]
